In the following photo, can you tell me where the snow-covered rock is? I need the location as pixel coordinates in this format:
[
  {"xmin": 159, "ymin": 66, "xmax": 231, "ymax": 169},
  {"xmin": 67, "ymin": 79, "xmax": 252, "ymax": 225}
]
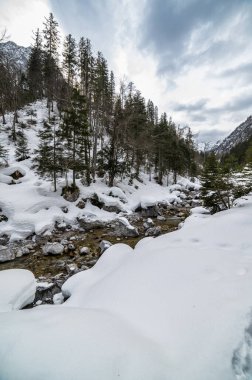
[
  {"xmin": 99, "ymin": 240, "xmax": 112, "ymax": 254},
  {"xmin": 53, "ymin": 293, "xmax": 64, "ymax": 305},
  {"xmin": 0, "ymin": 246, "xmax": 15, "ymax": 262},
  {"xmin": 79, "ymin": 246, "xmax": 90, "ymax": 255},
  {"xmin": 0, "ymin": 269, "xmax": 36, "ymax": 312}
]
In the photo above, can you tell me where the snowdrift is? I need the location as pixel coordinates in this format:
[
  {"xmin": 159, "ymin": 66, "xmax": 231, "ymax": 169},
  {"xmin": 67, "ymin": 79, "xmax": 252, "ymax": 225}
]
[{"xmin": 1, "ymin": 196, "xmax": 252, "ymax": 379}]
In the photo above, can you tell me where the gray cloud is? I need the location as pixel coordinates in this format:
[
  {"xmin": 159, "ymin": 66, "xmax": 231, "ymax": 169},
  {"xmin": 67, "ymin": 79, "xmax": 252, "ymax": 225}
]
[
  {"xmin": 196, "ymin": 128, "xmax": 230, "ymax": 144},
  {"xmin": 173, "ymin": 98, "xmax": 208, "ymax": 112},
  {"xmin": 139, "ymin": 0, "xmax": 252, "ymax": 75}
]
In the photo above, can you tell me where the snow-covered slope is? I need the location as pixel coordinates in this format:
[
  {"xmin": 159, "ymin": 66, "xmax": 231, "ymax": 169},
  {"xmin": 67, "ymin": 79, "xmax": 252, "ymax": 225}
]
[
  {"xmin": 214, "ymin": 116, "xmax": 252, "ymax": 155},
  {"xmin": 0, "ymin": 197, "xmax": 252, "ymax": 379},
  {"xmin": 0, "ymin": 100, "xmax": 200, "ymax": 241},
  {"xmin": 0, "ymin": 41, "xmax": 31, "ymax": 70}
]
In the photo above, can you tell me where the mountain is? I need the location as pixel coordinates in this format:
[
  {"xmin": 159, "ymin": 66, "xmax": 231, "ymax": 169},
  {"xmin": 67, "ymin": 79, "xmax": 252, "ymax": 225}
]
[
  {"xmin": 214, "ymin": 116, "xmax": 252, "ymax": 156},
  {"xmin": 0, "ymin": 41, "xmax": 31, "ymax": 71}
]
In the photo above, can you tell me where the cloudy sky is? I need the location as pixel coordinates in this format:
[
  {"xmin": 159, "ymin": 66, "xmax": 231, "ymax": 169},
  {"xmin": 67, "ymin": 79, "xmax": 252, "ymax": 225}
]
[{"xmin": 1, "ymin": 0, "xmax": 252, "ymax": 143}]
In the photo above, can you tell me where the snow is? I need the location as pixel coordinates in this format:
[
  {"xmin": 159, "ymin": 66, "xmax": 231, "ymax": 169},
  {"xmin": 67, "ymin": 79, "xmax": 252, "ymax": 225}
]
[
  {"xmin": 0, "ymin": 269, "xmax": 36, "ymax": 312},
  {"xmin": 0, "ymin": 100, "xmax": 200, "ymax": 241},
  {"xmin": 1, "ymin": 197, "xmax": 252, "ymax": 378}
]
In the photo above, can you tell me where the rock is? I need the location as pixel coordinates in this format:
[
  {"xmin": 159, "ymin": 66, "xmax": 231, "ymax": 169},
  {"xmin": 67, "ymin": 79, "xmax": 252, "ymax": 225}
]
[
  {"xmin": 76, "ymin": 199, "xmax": 86, "ymax": 209},
  {"xmin": 42, "ymin": 242, "xmax": 64, "ymax": 255},
  {"xmin": 145, "ymin": 226, "xmax": 162, "ymax": 237},
  {"xmin": 53, "ymin": 293, "xmax": 64, "ymax": 305},
  {"xmin": 89, "ymin": 194, "xmax": 104, "ymax": 209},
  {"xmin": 0, "ymin": 246, "xmax": 15, "ymax": 262},
  {"xmin": 147, "ymin": 218, "xmax": 154, "ymax": 226},
  {"xmin": 63, "ymin": 187, "xmax": 80, "ymax": 202},
  {"xmin": 36, "ymin": 300, "xmax": 42, "ymax": 306},
  {"xmin": 10, "ymin": 170, "xmax": 24, "ymax": 180},
  {"xmin": 79, "ymin": 247, "xmax": 90, "ymax": 255},
  {"xmin": 157, "ymin": 215, "xmax": 166, "ymax": 221},
  {"xmin": 35, "ymin": 281, "xmax": 62, "ymax": 304},
  {"xmin": 87, "ymin": 259, "xmax": 98, "ymax": 266},
  {"xmin": 0, "ymin": 235, "xmax": 9, "ymax": 245},
  {"xmin": 77, "ymin": 217, "xmax": 105, "ymax": 231},
  {"xmin": 102, "ymin": 205, "xmax": 122, "ymax": 213},
  {"xmin": 66, "ymin": 263, "xmax": 78, "ymax": 274},
  {"xmin": 60, "ymin": 239, "xmax": 68, "ymax": 246},
  {"xmin": 135, "ymin": 205, "xmax": 160, "ymax": 218},
  {"xmin": 99, "ymin": 240, "xmax": 112, "ymax": 254},
  {"xmin": 143, "ymin": 222, "xmax": 149, "ymax": 230},
  {"xmin": 56, "ymin": 222, "xmax": 67, "ymax": 231},
  {"xmin": 67, "ymin": 243, "xmax": 75, "ymax": 251},
  {"xmin": 16, "ymin": 246, "xmax": 30, "ymax": 258},
  {"xmin": 61, "ymin": 206, "xmax": 68, "ymax": 214},
  {"xmin": 70, "ymin": 236, "xmax": 76, "ymax": 241},
  {"xmin": 0, "ymin": 214, "xmax": 8, "ymax": 222},
  {"xmin": 112, "ymin": 219, "xmax": 139, "ymax": 238}
]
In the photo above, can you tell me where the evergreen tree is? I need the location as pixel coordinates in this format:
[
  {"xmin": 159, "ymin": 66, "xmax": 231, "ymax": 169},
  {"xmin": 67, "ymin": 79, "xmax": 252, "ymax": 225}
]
[
  {"xmin": 61, "ymin": 88, "xmax": 90, "ymax": 187},
  {"xmin": 15, "ymin": 130, "xmax": 30, "ymax": 161},
  {"xmin": 200, "ymin": 153, "xmax": 234, "ymax": 213},
  {"xmin": 0, "ymin": 142, "xmax": 8, "ymax": 166},
  {"xmin": 63, "ymin": 34, "xmax": 77, "ymax": 87},
  {"xmin": 43, "ymin": 13, "xmax": 60, "ymax": 116},
  {"xmin": 33, "ymin": 118, "xmax": 62, "ymax": 191},
  {"xmin": 27, "ymin": 29, "xmax": 44, "ymax": 100}
]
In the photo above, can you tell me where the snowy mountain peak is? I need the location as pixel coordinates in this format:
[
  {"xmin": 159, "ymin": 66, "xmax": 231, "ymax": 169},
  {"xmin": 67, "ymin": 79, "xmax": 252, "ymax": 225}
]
[
  {"xmin": 0, "ymin": 40, "xmax": 31, "ymax": 71},
  {"xmin": 214, "ymin": 115, "xmax": 252, "ymax": 155}
]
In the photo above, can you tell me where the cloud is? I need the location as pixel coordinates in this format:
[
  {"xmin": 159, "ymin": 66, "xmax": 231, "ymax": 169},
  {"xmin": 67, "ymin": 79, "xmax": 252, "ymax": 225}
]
[{"xmin": 139, "ymin": 0, "xmax": 252, "ymax": 75}]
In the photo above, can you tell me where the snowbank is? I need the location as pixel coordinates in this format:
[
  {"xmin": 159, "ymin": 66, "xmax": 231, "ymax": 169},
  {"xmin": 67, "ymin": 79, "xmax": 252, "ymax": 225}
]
[{"xmin": 0, "ymin": 269, "xmax": 36, "ymax": 312}]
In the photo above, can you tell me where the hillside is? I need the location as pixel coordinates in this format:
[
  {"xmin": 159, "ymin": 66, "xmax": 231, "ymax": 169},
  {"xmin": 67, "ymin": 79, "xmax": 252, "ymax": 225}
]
[
  {"xmin": 214, "ymin": 116, "xmax": 252, "ymax": 156},
  {"xmin": 0, "ymin": 41, "xmax": 31, "ymax": 70},
  {"xmin": 0, "ymin": 100, "xmax": 200, "ymax": 244}
]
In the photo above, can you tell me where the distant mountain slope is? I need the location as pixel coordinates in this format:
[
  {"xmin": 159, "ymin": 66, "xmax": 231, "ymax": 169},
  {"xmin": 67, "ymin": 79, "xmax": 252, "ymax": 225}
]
[
  {"xmin": 214, "ymin": 116, "xmax": 252, "ymax": 155},
  {"xmin": 0, "ymin": 41, "xmax": 31, "ymax": 71}
]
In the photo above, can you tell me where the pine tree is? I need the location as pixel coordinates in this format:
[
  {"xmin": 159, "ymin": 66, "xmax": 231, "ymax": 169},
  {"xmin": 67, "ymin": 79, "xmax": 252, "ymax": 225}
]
[
  {"xmin": 27, "ymin": 29, "xmax": 44, "ymax": 100},
  {"xmin": 43, "ymin": 13, "xmax": 60, "ymax": 116},
  {"xmin": 61, "ymin": 88, "xmax": 90, "ymax": 187},
  {"xmin": 98, "ymin": 96, "xmax": 125, "ymax": 187},
  {"xmin": 0, "ymin": 142, "xmax": 8, "ymax": 166},
  {"xmin": 63, "ymin": 34, "xmax": 77, "ymax": 87},
  {"xmin": 15, "ymin": 130, "xmax": 30, "ymax": 161},
  {"xmin": 200, "ymin": 153, "xmax": 234, "ymax": 213},
  {"xmin": 33, "ymin": 118, "xmax": 62, "ymax": 191}
]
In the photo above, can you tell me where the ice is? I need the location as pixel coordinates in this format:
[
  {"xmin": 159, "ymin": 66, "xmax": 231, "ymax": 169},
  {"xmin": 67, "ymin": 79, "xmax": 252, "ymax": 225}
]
[{"xmin": 0, "ymin": 269, "xmax": 36, "ymax": 312}]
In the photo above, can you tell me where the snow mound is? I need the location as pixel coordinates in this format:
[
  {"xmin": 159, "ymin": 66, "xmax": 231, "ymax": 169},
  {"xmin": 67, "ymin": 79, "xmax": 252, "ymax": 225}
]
[
  {"xmin": 0, "ymin": 269, "xmax": 36, "ymax": 312},
  {"xmin": 0, "ymin": 307, "xmax": 167, "ymax": 380}
]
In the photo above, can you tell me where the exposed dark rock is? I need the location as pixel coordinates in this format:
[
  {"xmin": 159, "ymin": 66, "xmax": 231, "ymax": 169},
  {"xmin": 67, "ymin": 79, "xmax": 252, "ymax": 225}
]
[
  {"xmin": 111, "ymin": 220, "xmax": 139, "ymax": 237},
  {"xmin": 77, "ymin": 217, "xmax": 106, "ymax": 231},
  {"xmin": 135, "ymin": 205, "xmax": 160, "ymax": 218},
  {"xmin": 76, "ymin": 199, "xmax": 86, "ymax": 209},
  {"xmin": 89, "ymin": 193, "xmax": 104, "ymax": 209},
  {"xmin": 10, "ymin": 170, "xmax": 24, "ymax": 180},
  {"xmin": 102, "ymin": 204, "xmax": 122, "ymax": 213},
  {"xmin": 62, "ymin": 185, "xmax": 80, "ymax": 202}
]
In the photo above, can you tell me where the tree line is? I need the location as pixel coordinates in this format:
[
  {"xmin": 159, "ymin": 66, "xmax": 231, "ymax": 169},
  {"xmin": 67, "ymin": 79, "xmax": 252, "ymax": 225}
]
[{"xmin": 0, "ymin": 13, "xmax": 197, "ymax": 190}]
